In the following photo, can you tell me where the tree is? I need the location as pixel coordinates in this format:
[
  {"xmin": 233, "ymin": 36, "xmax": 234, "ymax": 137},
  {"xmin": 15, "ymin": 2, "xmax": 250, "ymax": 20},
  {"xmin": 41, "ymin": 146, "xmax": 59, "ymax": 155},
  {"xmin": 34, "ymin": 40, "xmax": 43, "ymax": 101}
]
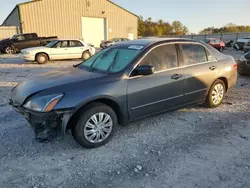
[
  {"xmin": 199, "ymin": 23, "xmax": 250, "ymax": 34},
  {"xmin": 138, "ymin": 16, "xmax": 189, "ymax": 37},
  {"xmin": 183, "ymin": 26, "xmax": 189, "ymax": 35}
]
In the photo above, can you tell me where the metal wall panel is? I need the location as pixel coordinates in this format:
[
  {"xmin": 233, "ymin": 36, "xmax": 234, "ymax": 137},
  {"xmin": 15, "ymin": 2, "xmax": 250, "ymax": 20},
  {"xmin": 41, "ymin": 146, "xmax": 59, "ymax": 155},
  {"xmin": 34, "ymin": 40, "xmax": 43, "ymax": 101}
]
[
  {"xmin": 0, "ymin": 26, "xmax": 21, "ymax": 40},
  {"xmin": 19, "ymin": 0, "xmax": 138, "ymax": 41}
]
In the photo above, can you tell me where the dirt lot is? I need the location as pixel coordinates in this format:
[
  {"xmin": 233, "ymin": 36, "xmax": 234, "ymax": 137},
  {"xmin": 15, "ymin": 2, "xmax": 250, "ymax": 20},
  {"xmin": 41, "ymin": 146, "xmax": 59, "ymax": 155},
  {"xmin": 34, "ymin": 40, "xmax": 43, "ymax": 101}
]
[{"xmin": 0, "ymin": 49, "xmax": 250, "ymax": 188}]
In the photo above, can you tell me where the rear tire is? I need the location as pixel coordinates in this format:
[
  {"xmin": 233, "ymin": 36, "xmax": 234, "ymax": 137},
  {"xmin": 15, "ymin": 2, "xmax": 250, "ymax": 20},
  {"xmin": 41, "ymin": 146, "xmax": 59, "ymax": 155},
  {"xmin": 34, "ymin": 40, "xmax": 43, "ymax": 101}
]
[
  {"xmin": 219, "ymin": 46, "xmax": 224, "ymax": 52},
  {"xmin": 36, "ymin": 53, "xmax": 48, "ymax": 64},
  {"xmin": 82, "ymin": 51, "xmax": 91, "ymax": 61},
  {"xmin": 72, "ymin": 102, "xmax": 117, "ymax": 148},
  {"xmin": 205, "ymin": 80, "xmax": 226, "ymax": 108}
]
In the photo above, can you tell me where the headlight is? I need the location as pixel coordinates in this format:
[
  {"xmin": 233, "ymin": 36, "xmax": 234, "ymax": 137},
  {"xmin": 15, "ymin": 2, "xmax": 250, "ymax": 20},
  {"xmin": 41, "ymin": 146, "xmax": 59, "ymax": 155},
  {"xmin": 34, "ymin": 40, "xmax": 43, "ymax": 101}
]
[{"xmin": 23, "ymin": 94, "xmax": 64, "ymax": 112}]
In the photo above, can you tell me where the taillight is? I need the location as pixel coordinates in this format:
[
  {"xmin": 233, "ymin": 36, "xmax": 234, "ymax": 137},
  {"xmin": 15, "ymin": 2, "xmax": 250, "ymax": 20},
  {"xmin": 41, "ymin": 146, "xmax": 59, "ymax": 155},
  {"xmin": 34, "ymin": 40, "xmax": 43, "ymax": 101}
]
[{"xmin": 233, "ymin": 63, "xmax": 237, "ymax": 69}]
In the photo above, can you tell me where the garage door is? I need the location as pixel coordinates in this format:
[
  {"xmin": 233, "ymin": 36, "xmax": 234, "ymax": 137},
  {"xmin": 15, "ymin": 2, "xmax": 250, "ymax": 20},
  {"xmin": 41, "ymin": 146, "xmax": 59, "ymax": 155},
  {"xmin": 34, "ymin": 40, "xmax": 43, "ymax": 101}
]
[{"xmin": 82, "ymin": 17, "xmax": 107, "ymax": 47}]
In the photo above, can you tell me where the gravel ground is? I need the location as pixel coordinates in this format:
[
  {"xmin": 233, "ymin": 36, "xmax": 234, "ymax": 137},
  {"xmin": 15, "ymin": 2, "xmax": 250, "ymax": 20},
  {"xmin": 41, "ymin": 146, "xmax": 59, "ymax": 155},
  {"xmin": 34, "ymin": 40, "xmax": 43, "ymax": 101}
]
[{"xmin": 0, "ymin": 49, "xmax": 250, "ymax": 188}]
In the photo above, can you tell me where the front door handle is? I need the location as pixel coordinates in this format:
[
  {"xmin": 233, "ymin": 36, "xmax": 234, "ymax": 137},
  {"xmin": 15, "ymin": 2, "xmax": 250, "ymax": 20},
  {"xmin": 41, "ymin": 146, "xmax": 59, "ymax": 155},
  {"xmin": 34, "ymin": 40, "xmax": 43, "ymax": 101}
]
[
  {"xmin": 209, "ymin": 66, "xmax": 217, "ymax": 70},
  {"xmin": 171, "ymin": 74, "xmax": 183, "ymax": 80}
]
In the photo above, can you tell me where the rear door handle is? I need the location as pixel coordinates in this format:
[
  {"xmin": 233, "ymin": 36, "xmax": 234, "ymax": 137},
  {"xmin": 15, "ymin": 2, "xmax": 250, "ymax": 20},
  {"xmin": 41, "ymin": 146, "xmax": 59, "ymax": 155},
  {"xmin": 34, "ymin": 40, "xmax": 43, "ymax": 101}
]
[
  {"xmin": 209, "ymin": 66, "xmax": 217, "ymax": 70},
  {"xmin": 171, "ymin": 74, "xmax": 183, "ymax": 80}
]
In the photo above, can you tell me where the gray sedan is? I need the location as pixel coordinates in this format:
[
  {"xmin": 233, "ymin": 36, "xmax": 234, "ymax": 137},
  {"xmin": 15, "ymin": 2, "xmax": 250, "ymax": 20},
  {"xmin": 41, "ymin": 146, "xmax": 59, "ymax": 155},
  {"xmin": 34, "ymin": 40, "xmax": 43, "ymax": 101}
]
[{"xmin": 9, "ymin": 38, "xmax": 238, "ymax": 148}]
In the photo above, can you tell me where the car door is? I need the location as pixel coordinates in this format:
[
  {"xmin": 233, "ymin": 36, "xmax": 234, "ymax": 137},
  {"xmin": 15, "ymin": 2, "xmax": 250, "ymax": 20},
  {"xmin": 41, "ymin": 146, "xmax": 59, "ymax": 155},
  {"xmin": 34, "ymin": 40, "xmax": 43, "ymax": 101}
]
[
  {"xmin": 49, "ymin": 40, "xmax": 70, "ymax": 60},
  {"xmin": 127, "ymin": 44, "xmax": 185, "ymax": 120},
  {"xmin": 14, "ymin": 34, "xmax": 38, "ymax": 50},
  {"xmin": 68, "ymin": 40, "xmax": 85, "ymax": 59},
  {"xmin": 13, "ymin": 35, "xmax": 26, "ymax": 50},
  {"xmin": 178, "ymin": 43, "xmax": 219, "ymax": 103},
  {"xmin": 24, "ymin": 34, "xmax": 40, "ymax": 48}
]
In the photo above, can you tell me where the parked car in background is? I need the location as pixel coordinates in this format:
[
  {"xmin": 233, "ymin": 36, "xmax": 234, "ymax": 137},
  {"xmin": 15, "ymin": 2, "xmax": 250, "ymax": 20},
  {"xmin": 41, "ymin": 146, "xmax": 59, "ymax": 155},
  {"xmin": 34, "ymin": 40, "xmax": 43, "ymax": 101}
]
[
  {"xmin": 201, "ymin": 38, "xmax": 225, "ymax": 52},
  {"xmin": 243, "ymin": 41, "xmax": 250, "ymax": 53},
  {"xmin": 237, "ymin": 51, "xmax": 250, "ymax": 75},
  {"xmin": 21, "ymin": 39, "xmax": 95, "ymax": 64},
  {"xmin": 100, "ymin": 38, "xmax": 129, "ymax": 48},
  {"xmin": 234, "ymin": 37, "xmax": 250, "ymax": 51},
  {"xmin": 21, "ymin": 39, "xmax": 96, "ymax": 64},
  {"xmin": 0, "ymin": 33, "xmax": 57, "ymax": 54},
  {"xmin": 10, "ymin": 38, "xmax": 238, "ymax": 148}
]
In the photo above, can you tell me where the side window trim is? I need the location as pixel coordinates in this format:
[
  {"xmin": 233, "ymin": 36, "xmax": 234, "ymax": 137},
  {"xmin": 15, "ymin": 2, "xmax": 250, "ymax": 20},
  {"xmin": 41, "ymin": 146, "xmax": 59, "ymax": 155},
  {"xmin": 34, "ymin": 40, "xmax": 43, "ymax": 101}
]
[
  {"xmin": 175, "ymin": 44, "xmax": 182, "ymax": 68},
  {"xmin": 128, "ymin": 42, "xmax": 217, "ymax": 77}
]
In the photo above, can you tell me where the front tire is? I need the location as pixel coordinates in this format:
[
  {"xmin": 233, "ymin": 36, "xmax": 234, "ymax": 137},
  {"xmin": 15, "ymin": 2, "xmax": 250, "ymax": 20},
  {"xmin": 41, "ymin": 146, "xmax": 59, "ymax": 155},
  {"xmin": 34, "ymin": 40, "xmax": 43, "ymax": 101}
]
[
  {"xmin": 36, "ymin": 53, "xmax": 48, "ymax": 64},
  {"xmin": 72, "ymin": 102, "xmax": 117, "ymax": 148},
  {"xmin": 205, "ymin": 80, "xmax": 226, "ymax": 108},
  {"xmin": 4, "ymin": 46, "xmax": 15, "ymax": 54}
]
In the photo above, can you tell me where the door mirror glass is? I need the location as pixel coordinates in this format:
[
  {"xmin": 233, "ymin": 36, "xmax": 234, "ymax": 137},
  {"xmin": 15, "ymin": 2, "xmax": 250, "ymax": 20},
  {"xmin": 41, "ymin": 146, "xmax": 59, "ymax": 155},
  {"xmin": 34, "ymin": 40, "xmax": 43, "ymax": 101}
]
[{"xmin": 135, "ymin": 65, "xmax": 154, "ymax": 76}]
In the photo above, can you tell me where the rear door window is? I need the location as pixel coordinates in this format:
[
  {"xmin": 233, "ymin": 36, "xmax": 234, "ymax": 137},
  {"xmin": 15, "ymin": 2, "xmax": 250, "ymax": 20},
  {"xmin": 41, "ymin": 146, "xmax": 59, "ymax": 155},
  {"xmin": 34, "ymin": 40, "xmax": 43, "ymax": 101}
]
[
  {"xmin": 140, "ymin": 44, "xmax": 179, "ymax": 72},
  {"xmin": 205, "ymin": 49, "xmax": 217, "ymax": 61},
  {"xmin": 179, "ymin": 44, "xmax": 208, "ymax": 66},
  {"xmin": 69, "ymin": 40, "xmax": 83, "ymax": 47}
]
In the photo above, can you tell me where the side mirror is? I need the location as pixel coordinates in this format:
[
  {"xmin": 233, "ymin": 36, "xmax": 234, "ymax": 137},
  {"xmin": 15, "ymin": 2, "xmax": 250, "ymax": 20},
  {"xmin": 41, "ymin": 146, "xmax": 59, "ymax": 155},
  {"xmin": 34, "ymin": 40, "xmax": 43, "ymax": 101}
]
[{"xmin": 135, "ymin": 65, "xmax": 154, "ymax": 76}]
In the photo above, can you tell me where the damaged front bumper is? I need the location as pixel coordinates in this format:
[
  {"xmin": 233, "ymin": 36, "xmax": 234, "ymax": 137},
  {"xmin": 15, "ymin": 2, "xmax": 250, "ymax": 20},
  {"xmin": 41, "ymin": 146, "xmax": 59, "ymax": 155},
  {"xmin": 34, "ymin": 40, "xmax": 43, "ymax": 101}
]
[{"xmin": 10, "ymin": 101, "xmax": 73, "ymax": 142}]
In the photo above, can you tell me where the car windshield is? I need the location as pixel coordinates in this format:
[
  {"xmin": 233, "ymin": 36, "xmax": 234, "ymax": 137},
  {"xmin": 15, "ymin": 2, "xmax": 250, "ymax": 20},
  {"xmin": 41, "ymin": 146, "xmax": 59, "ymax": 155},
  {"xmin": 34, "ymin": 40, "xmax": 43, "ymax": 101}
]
[
  {"xmin": 78, "ymin": 45, "xmax": 144, "ymax": 73},
  {"xmin": 10, "ymin": 34, "xmax": 19, "ymax": 39},
  {"xmin": 244, "ymin": 51, "xmax": 250, "ymax": 59},
  {"xmin": 111, "ymin": 38, "xmax": 119, "ymax": 42},
  {"xmin": 46, "ymin": 40, "xmax": 59, "ymax": 48}
]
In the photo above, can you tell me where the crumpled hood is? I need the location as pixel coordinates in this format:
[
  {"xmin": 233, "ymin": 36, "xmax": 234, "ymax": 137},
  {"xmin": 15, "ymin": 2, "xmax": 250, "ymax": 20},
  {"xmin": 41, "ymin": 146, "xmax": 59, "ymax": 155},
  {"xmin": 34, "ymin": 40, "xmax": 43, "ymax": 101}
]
[{"xmin": 11, "ymin": 67, "xmax": 106, "ymax": 105}]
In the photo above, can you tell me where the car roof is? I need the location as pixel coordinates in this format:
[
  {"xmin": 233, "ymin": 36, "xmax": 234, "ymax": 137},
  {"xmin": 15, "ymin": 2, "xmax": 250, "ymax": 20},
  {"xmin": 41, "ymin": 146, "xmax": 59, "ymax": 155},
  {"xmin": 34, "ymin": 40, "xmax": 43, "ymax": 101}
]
[
  {"xmin": 113, "ymin": 38, "xmax": 198, "ymax": 47},
  {"xmin": 54, "ymin": 39, "xmax": 84, "ymax": 42}
]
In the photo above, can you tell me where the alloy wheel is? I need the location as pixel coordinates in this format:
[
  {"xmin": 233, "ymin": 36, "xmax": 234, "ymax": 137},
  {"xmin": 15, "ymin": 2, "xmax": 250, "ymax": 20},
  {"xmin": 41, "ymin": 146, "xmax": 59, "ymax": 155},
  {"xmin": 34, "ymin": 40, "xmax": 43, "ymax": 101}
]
[
  {"xmin": 84, "ymin": 112, "xmax": 113, "ymax": 143},
  {"xmin": 5, "ymin": 47, "xmax": 14, "ymax": 54},
  {"xmin": 211, "ymin": 83, "xmax": 224, "ymax": 105}
]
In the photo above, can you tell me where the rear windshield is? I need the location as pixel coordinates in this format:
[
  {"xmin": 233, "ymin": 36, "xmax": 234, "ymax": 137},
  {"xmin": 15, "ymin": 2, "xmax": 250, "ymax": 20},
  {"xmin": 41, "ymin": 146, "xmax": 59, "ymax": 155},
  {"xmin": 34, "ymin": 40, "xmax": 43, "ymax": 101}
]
[
  {"xmin": 79, "ymin": 45, "xmax": 144, "ymax": 73},
  {"xmin": 245, "ymin": 51, "xmax": 250, "ymax": 59},
  {"xmin": 201, "ymin": 39, "xmax": 211, "ymax": 43}
]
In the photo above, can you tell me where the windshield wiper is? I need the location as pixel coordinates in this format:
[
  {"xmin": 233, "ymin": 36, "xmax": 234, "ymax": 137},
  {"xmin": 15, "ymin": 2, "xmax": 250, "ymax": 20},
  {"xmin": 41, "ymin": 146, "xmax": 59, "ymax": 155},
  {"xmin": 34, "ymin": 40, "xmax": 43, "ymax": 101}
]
[{"xmin": 107, "ymin": 51, "xmax": 119, "ymax": 72}]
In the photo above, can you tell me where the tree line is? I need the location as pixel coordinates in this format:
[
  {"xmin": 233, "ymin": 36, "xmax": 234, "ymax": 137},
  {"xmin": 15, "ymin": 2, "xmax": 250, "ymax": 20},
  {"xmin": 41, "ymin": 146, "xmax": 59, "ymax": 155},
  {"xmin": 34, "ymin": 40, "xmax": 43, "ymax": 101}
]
[
  {"xmin": 199, "ymin": 23, "xmax": 250, "ymax": 34},
  {"xmin": 138, "ymin": 16, "xmax": 189, "ymax": 37}
]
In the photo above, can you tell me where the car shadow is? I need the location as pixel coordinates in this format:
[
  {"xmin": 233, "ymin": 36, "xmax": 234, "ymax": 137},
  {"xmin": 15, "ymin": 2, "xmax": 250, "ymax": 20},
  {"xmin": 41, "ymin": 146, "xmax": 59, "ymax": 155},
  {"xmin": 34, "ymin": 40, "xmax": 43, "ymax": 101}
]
[{"xmin": 0, "ymin": 54, "xmax": 83, "ymax": 65}]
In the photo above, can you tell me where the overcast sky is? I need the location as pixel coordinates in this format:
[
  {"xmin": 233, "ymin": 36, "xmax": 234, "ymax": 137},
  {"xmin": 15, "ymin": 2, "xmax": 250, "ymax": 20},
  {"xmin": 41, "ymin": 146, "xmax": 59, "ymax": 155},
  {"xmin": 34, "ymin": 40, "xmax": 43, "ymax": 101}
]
[{"xmin": 1, "ymin": 0, "xmax": 250, "ymax": 33}]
